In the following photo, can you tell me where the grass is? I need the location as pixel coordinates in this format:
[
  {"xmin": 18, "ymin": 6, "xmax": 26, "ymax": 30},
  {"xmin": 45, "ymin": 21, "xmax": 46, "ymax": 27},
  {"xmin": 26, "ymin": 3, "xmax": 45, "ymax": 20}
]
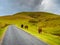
[
  {"xmin": 0, "ymin": 12, "xmax": 60, "ymax": 45},
  {"xmin": 0, "ymin": 28, "xmax": 6, "ymax": 41},
  {"xmin": 0, "ymin": 29, "xmax": 4, "ymax": 39},
  {"xmin": 0, "ymin": 23, "xmax": 9, "ymax": 42}
]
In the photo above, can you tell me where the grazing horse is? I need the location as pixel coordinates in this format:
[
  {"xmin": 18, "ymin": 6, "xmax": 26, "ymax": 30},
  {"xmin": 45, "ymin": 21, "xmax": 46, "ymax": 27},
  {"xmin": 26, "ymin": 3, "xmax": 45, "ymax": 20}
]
[
  {"xmin": 21, "ymin": 24, "xmax": 23, "ymax": 28},
  {"xmin": 25, "ymin": 25, "xmax": 28, "ymax": 29},
  {"xmin": 38, "ymin": 28, "xmax": 42, "ymax": 33}
]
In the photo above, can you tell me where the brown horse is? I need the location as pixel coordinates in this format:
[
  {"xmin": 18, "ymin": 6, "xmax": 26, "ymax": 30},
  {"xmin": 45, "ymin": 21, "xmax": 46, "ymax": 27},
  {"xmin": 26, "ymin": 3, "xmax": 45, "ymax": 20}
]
[
  {"xmin": 25, "ymin": 25, "xmax": 28, "ymax": 29},
  {"xmin": 38, "ymin": 28, "xmax": 42, "ymax": 33}
]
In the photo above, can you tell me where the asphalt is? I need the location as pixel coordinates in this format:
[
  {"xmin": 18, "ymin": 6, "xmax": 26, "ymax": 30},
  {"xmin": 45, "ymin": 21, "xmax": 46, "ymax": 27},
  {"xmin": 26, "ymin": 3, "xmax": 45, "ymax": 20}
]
[{"xmin": 1, "ymin": 25, "xmax": 48, "ymax": 45}]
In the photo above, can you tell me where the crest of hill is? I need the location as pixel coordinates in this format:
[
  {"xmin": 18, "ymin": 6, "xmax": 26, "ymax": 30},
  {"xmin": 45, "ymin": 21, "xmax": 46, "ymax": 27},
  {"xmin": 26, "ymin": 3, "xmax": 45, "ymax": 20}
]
[
  {"xmin": 0, "ymin": 12, "xmax": 33, "ymax": 20},
  {"xmin": 13, "ymin": 12, "xmax": 60, "ymax": 20},
  {"xmin": 0, "ymin": 12, "xmax": 60, "ymax": 20}
]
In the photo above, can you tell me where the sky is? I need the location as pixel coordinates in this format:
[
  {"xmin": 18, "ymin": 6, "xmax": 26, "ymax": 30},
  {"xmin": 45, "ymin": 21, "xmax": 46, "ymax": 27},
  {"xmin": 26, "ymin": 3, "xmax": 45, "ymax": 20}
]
[{"xmin": 0, "ymin": 0, "xmax": 60, "ymax": 16}]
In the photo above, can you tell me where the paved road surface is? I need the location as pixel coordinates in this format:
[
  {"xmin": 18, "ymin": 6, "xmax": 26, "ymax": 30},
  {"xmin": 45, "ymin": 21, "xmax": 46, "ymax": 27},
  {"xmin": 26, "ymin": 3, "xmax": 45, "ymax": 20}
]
[{"xmin": 1, "ymin": 25, "xmax": 48, "ymax": 45}]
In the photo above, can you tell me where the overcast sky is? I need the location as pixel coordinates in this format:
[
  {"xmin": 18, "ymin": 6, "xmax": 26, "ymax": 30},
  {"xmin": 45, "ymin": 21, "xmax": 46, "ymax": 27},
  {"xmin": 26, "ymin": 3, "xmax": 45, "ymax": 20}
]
[{"xmin": 0, "ymin": 0, "xmax": 60, "ymax": 16}]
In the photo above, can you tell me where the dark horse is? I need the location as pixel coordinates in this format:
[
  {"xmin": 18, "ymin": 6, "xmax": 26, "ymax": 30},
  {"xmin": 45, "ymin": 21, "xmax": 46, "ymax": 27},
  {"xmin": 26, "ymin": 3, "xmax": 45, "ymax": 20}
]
[
  {"xmin": 21, "ymin": 24, "xmax": 23, "ymax": 28},
  {"xmin": 38, "ymin": 28, "xmax": 42, "ymax": 33}
]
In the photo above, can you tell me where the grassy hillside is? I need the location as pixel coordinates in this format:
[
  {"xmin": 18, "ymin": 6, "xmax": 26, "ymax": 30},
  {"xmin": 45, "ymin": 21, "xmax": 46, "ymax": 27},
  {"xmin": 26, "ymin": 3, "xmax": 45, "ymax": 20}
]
[
  {"xmin": 17, "ymin": 12, "xmax": 60, "ymax": 35},
  {"xmin": 0, "ymin": 12, "xmax": 60, "ymax": 45}
]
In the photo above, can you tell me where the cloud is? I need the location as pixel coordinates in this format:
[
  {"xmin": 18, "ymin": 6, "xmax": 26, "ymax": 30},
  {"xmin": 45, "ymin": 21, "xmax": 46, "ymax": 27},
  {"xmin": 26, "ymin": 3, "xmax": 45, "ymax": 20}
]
[{"xmin": 39, "ymin": 0, "xmax": 60, "ymax": 14}]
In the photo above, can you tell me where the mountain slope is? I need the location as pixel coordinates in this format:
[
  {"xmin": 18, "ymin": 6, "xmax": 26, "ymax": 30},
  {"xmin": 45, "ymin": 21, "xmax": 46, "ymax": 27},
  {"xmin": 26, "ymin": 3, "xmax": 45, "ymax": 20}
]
[{"xmin": 0, "ymin": 12, "xmax": 60, "ymax": 35}]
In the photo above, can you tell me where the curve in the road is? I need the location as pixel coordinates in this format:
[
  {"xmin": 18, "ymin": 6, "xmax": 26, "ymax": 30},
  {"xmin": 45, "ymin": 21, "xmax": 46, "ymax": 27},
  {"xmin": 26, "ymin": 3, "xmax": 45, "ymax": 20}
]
[{"xmin": 1, "ymin": 25, "xmax": 48, "ymax": 45}]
